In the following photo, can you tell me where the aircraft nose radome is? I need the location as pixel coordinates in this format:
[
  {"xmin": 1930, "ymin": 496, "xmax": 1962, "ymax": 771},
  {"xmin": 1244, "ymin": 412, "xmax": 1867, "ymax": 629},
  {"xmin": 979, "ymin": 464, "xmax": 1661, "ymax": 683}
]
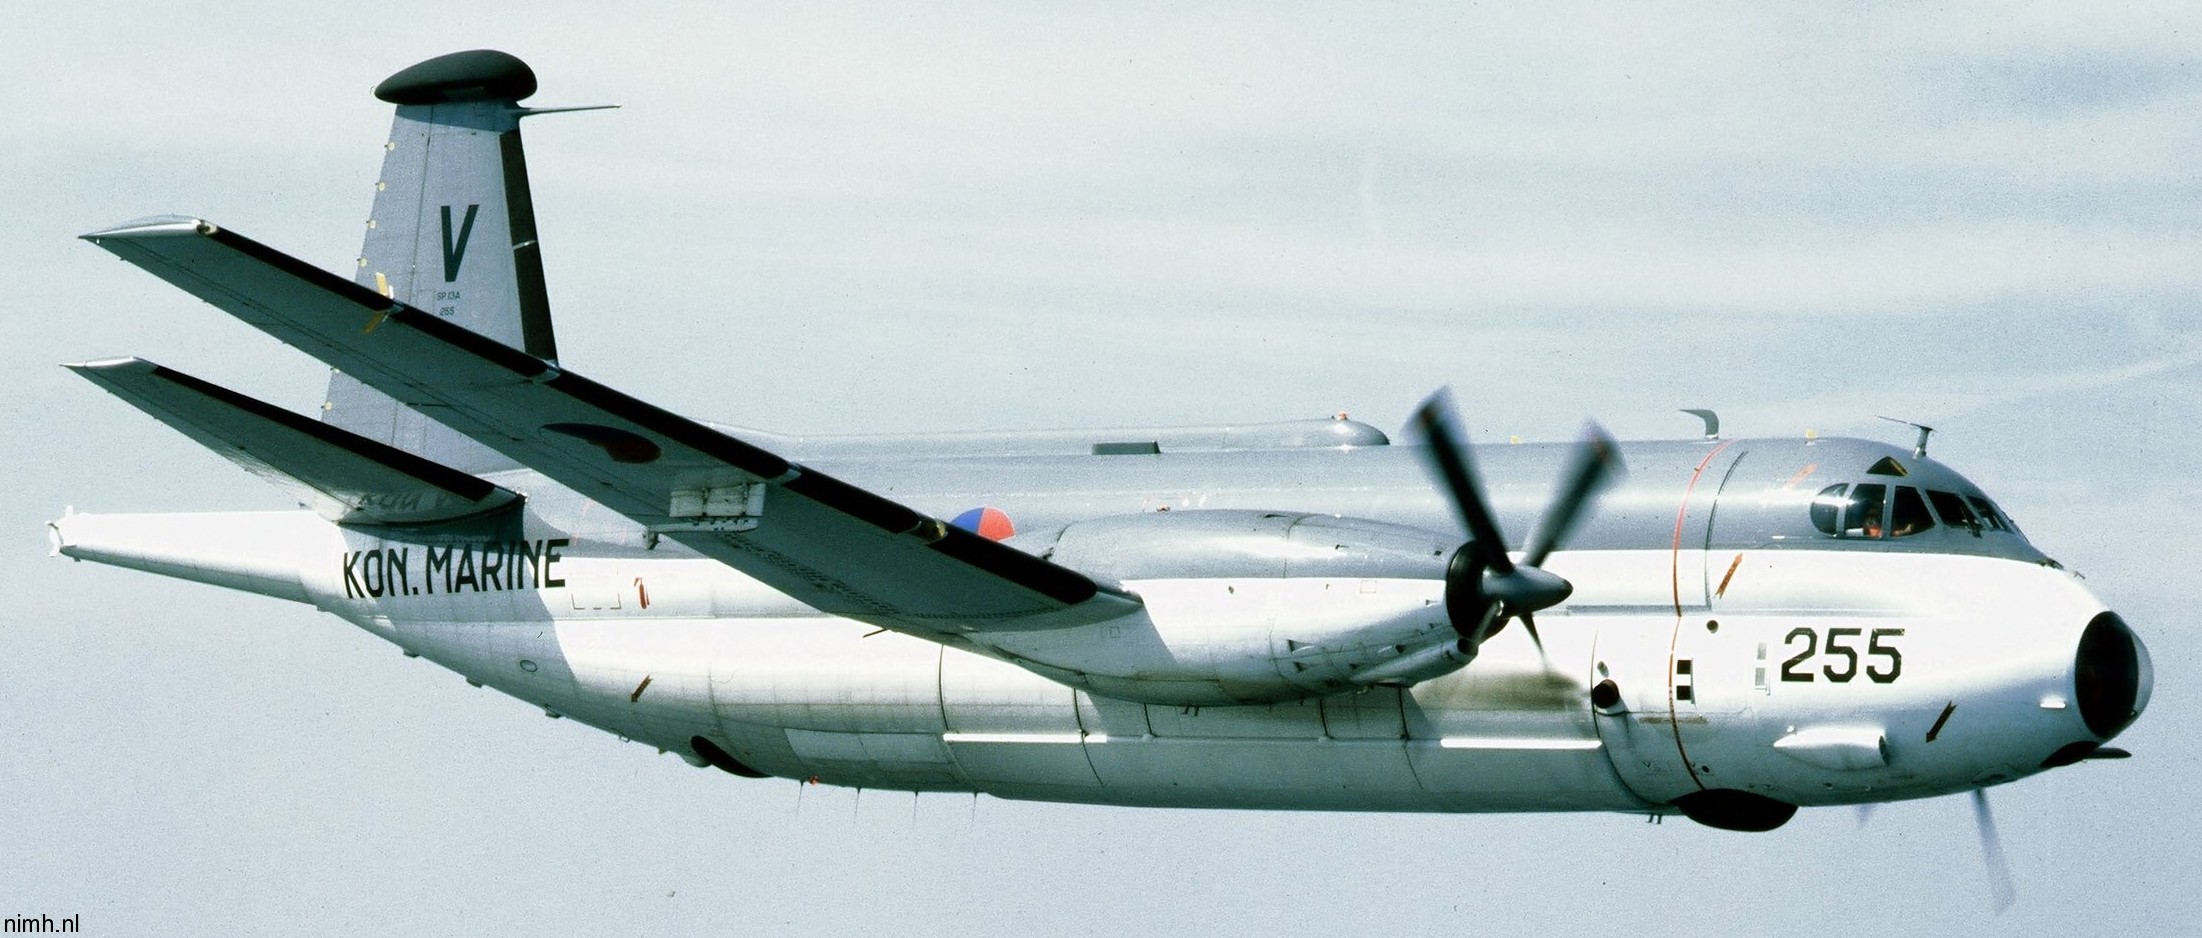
[{"xmin": 2075, "ymin": 612, "xmax": 2149, "ymax": 741}]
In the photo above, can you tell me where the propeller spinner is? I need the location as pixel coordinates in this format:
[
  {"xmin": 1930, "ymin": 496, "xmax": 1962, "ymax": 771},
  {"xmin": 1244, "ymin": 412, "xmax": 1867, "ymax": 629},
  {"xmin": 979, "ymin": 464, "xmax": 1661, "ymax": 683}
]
[{"xmin": 1413, "ymin": 389, "xmax": 1621, "ymax": 655}]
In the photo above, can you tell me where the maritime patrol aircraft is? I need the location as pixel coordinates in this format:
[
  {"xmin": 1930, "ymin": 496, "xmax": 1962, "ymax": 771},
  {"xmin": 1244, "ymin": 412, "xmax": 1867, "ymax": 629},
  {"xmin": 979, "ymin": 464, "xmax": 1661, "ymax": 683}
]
[{"xmin": 54, "ymin": 51, "xmax": 2147, "ymax": 879}]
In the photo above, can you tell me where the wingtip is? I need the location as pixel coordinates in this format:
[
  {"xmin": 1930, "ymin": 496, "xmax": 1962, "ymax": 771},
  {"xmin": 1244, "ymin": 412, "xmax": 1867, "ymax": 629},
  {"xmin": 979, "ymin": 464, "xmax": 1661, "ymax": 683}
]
[
  {"xmin": 63, "ymin": 356, "xmax": 154, "ymax": 374},
  {"xmin": 80, "ymin": 215, "xmax": 215, "ymax": 242}
]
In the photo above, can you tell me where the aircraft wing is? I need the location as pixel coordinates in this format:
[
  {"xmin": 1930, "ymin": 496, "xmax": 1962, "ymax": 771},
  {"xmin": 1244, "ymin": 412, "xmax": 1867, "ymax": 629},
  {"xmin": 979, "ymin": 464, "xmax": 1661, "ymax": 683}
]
[
  {"xmin": 69, "ymin": 356, "xmax": 522, "ymax": 525},
  {"xmin": 83, "ymin": 216, "xmax": 1139, "ymax": 635}
]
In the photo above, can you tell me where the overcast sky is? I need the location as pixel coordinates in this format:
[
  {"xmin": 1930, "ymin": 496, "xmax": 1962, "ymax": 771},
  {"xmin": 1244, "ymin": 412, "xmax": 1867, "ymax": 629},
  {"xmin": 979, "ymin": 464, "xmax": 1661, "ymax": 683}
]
[{"xmin": 6, "ymin": 4, "xmax": 2200, "ymax": 935}]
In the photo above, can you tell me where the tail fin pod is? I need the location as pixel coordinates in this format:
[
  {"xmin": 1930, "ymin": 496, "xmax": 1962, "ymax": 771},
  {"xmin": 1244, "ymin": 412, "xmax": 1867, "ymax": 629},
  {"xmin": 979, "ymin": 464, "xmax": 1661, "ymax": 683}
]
[{"xmin": 325, "ymin": 49, "xmax": 560, "ymax": 472}]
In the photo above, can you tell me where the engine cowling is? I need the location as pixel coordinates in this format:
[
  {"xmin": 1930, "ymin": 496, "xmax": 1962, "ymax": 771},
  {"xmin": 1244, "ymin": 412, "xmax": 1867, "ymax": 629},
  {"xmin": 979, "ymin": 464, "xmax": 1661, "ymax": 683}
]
[{"xmin": 975, "ymin": 510, "xmax": 1483, "ymax": 705}]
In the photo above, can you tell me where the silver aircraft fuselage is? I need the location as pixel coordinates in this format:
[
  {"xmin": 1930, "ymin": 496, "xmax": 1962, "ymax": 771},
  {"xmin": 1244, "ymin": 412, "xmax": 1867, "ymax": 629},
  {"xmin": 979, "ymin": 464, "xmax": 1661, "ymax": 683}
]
[{"xmin": 53, "ymin": 429, "xmax": 2148, "ymax": 819}]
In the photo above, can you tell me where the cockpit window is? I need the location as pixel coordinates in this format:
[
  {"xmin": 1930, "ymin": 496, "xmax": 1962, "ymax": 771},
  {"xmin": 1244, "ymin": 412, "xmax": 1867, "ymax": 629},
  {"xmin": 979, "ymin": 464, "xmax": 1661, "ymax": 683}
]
[
  {"xmin": 1967, "ymin": 495, "xmax": 2011, "ymax": 533},
  {"xmin": 1847, "ymin": 483, "xmax": 1888, "ymax": 538},
  {"xmin": 1867, "ymin": 456, "xmax": 1908, "ymax": 477},
  {"xmin": 1889, "ymin": 486, "xmax": 1935, "ymax": 537},
  {"xmin": 1928, "ymin": 489, "xmax": 1980, "ymax": 535},
  {"xmin": 1785, "ymin": 469, "xmax": 2037, "ymax": 558},
  {"xmin": 1811, "ymin": 484, "xmax": 1847, "ymax": 535},
  {"xmin": 1812, "ymin": 483, "xmax": 1940, "ymax": 539}
]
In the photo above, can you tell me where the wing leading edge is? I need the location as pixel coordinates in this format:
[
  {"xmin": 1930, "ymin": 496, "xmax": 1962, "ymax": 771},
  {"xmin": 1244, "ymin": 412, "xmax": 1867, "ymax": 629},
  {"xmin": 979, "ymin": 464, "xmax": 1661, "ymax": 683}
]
[{"xmin": 83, "ymin": 216, "xmax": 1139, "ymax": 635}]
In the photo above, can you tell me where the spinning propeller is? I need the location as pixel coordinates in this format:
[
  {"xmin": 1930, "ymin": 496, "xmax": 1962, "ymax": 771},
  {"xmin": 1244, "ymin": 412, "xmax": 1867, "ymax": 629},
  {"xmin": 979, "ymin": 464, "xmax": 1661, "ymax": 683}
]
[
  {"xmin": 1973, "ymin": 788, "xmax": 2016, "ymax": 912},
  {"xmin": 1856, "ymin": 790, "xmax": 2016, "ymax": 912},
  {"xmin": 1412, "ymin": 389, "xmax": 1621, "ymax": 655}
]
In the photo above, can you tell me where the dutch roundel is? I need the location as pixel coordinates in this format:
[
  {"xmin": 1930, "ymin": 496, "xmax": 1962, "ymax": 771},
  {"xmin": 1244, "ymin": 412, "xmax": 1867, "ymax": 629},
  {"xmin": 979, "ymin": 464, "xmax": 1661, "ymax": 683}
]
[{"xmin": 950, "ymin": 506, "xmax": 1015, "ymax": 541}]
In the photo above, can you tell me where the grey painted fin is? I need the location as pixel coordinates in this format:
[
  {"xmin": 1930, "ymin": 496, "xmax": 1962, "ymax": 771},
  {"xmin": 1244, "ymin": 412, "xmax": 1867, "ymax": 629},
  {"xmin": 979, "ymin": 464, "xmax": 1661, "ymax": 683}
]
[
  {"xmin": 326, "ymin": 50, "xmax": 560, "ymax": 473},
  {"xmin": 68, "ymin": 356, "xmax": 520, "ymax": 525}
]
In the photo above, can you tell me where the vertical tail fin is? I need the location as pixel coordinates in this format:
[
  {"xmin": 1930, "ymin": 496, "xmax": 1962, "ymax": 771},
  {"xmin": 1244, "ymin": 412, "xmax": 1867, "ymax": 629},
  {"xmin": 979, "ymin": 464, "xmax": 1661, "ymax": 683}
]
[{"xmin": 324, "ymin": 49, "xmax": 561, "ymax": 473}]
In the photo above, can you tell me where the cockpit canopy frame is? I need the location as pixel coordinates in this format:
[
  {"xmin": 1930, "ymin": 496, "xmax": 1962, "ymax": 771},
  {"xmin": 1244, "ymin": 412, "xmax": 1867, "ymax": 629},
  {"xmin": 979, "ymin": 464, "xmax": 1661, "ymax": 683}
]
[{"xmin": 1810, "ymin": 480, "xmax": 2014, "ymax": 541}]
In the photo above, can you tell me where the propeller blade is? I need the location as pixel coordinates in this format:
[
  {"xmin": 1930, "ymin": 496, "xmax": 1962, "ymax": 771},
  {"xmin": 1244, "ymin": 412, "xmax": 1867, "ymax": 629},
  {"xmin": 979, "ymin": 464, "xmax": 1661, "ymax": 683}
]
[
  {"xmin": 1517, "ymin": 610, "xmax": 1545, "ymax": 656},
  {"xmin": 1855, "ymin": 803, "xmax": 1875, "ymax": 829},
  {"xmin": 1972, "ymin": 789, "xmax": 2016, "ymax": 913},
  {"xmin": 1413, "ymin": 389, "xmax": 1513, "ymax": 575},
  {"xmin": 1521, "ymin": 422, "xmax": 1621, "ymax": 568}
]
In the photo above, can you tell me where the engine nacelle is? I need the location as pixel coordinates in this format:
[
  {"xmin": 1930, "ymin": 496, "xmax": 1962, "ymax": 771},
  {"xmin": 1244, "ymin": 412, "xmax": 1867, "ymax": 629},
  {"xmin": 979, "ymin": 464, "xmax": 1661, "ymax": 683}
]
[{"xmin": 976, "ymin": 510, "xmax": 1477, "ymax": 705}]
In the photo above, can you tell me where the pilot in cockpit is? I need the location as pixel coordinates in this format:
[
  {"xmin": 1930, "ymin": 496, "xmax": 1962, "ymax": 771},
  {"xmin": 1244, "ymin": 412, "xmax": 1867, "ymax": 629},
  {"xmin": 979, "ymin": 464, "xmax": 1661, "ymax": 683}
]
[{"xmin": 1811, "ymin": 469, "xmax": 2015, "ymax": 543}]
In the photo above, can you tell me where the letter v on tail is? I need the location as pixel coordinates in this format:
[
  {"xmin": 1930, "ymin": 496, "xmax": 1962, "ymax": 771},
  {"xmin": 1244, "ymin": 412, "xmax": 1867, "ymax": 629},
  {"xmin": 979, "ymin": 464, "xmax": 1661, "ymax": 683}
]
[{"xmin": 440, "ymin": 203, "xmax": 479, "ymax": 282}]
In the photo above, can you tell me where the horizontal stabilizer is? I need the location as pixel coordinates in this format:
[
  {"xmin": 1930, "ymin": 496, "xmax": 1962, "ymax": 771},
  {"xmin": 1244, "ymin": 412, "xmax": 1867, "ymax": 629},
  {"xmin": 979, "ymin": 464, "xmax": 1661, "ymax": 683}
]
[
  {"xmin": 68, "ymin": 356, "xmax": 520, "ymax": 525},
  {"xmin": 81, "ymin": 217, "xmax": 1140, "ymax": 634}
]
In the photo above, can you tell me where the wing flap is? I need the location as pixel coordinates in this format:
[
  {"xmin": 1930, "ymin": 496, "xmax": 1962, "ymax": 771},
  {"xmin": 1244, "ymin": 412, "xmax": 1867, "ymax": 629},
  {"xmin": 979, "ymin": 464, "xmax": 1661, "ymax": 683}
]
[
  {"xmin": 83, "ymin": 217, "xmax": 1137, "ymax": 633},
  {"xmin": 69, "ymin": 356, "xmax": 520, "ymax": 525}
]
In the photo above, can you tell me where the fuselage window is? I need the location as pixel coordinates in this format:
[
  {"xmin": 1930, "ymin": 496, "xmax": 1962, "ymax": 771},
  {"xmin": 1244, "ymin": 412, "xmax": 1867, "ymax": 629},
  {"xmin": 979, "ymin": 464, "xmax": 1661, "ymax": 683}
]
[
  {"xmin": 1889, "ymin": 486, "xmax": 1935, "ymax": 537},
  {"xmin": 1928, "ymin": 489, "xmax": 1981, "ymax": 535}
]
